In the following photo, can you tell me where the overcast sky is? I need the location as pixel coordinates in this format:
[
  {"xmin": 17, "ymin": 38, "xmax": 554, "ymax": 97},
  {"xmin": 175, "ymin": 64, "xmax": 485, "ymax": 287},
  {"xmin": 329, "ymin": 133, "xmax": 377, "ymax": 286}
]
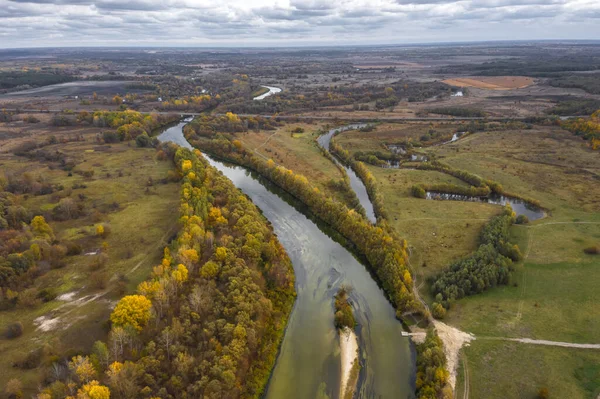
[{"xmin": 1, "ymin": 0, "xmax": 599, "ymax": 48}]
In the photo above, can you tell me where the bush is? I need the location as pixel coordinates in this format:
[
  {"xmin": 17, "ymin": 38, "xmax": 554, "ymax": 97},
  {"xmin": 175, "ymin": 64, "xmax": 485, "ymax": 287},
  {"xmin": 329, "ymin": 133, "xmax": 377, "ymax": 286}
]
[
  {"xmin": 102, "ymin": 131, "xmax": 120, "ymax": 143},
  {"xmin": 37, "ymin": 288, "xmax": 57, "ymax": 303},
  {"xmin": 4, "ymin": 322, "xmax": 23, "ymax": 339},
  {"xmin": 411, "ymin": 185, "xmax": 427, "ymax": 199},
  {"xmin": 135, "ymin": 132, "xmax": 152, "ymax": 147},
  {"xmin": 515, "ymin": 214, "xmax": 529, "ymax": 224},
  {"xmin": 537, "ymin": 387, "xmax": 550, "ymax": 399},
  {"xmin": 23, "ymin": 115, "xmax": 40, "ymax": 123},
  {"xmin": 583, "ymin": 246, "xmax": 599, "ymax": 255}
]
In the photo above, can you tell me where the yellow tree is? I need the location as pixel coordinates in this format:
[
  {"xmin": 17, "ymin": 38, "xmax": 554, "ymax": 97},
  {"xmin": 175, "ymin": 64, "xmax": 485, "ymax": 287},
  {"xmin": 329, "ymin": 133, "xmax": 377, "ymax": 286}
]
[
  {"xmin": 69, "ymin": 355, "xmax": 96, "ymax": 383},
  {"xmin": 110, "ymin": 295, "xmax": 152, "ymax": 332},
  {"xmin": 77, "ymin": 381, "xmax": 110, "ymax": 399},
  {"xmin": 31, "ymin": 215, "xmax": 54, "ymax": 240}
]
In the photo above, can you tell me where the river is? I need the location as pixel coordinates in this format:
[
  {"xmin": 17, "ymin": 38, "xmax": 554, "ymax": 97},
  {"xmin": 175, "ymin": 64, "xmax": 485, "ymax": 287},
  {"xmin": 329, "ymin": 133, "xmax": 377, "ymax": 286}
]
[
  {"xmin": 254, "ymin": 86, "xmax": 282, "ymax": 100},
  {"xmin": 157, "ymin": 121, "xmax": 414, "ymax": 399},
  {"xmin": 317, "ymin": 125, "xmax": 377, "ymax": 224}
]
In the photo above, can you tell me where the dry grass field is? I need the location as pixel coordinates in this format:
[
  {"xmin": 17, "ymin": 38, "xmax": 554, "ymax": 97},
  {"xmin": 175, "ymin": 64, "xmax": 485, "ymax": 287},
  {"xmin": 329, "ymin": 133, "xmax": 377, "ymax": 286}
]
[{"xmin": 442, "ymin": 76, "xmax": 536, "ymax": 90}]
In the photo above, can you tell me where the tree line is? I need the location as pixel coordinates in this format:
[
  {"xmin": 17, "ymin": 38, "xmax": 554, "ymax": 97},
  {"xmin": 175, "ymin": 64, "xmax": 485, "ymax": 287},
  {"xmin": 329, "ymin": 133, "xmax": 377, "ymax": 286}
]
[
  {"xmin": 561, "ymin": 110, "xmax": 600, "ymax": 150},
  {"xmin": 415, "ymin": 329, "xmax": 453, "ymax": 399}
]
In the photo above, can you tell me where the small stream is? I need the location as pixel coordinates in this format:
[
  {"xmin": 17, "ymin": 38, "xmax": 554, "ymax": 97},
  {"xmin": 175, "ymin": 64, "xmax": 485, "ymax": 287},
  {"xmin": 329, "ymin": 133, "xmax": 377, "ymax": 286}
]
[
  {"xmin": 157, "ymin": 120, "xmax": 414, "ymax": 399},
  {"xmin": 317, "ymin": 125, "xmax": 377, "ymax": 224}
]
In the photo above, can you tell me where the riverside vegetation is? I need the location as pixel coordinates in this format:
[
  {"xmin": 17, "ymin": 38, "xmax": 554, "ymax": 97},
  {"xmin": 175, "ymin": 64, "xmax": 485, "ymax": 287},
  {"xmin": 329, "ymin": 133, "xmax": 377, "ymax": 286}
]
[
  {"xmin": 33, "ymin": 145, "xmax": 295, "ymax": 398},
  {"xmin": 184, "ymin": 116, "xmax": 422, "ymax": 317}
]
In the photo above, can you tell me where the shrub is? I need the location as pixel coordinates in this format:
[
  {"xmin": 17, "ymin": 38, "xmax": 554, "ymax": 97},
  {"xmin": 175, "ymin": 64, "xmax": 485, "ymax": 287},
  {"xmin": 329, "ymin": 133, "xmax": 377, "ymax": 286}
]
[
  {"xmin": 432, "ymin": 302, "xmax": 446, "ymax": 319},
  {"xmin": 537, "ymin": 387, "xmax": 549, "ymax": 399},
  {"xmin": 102, "ymin": 131, "xmax": 120, "ymax": 143},
  {"xmin": 4, "ymin": 322, "xmax": 23, "ymax": 339},
  {"xmin": 4, "ymin": 378, "xmax": 22, "ymax": 399},
  {"xmin": 37, "ymin": 288, "xmax": 57, "ymax": 303},
  {"xmin": 23, "ymin": 115, "xmax": 40, "ymax": 123},
  {"xmin": 515, "ymin": 214, "xmax": 529, "ymax": 224},
  {"xmin": 135, "ymin": 132, "xmax": 152, "ymax": 147},
  {"xmin": 411, "ymin": 185, "xmax": 427, "ymax": 199},
  {"xmin": 583, "ymin": 246, "xmax": 599, "ymax": 255}
]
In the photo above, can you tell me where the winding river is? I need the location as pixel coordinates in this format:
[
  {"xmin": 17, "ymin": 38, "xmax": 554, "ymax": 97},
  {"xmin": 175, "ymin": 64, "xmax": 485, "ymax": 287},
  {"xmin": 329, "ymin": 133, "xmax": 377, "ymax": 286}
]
[
  {"xmin": 254, "ymin": 85, "xmax": 282, "ymax": 100},
  {"xmin": 318, "ymin": 125, "xmax": 377, "ymax": 224},
  {"xmin": 157, "ymin": 121, "xmax": 414, "ymax": 399}
]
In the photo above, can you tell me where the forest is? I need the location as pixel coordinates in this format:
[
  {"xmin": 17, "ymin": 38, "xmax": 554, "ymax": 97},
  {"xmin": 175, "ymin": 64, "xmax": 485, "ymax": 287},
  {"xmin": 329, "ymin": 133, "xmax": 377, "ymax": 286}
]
[{"xmin": 34, "ymin": 145, "xmax": 296, "ymax": 398}]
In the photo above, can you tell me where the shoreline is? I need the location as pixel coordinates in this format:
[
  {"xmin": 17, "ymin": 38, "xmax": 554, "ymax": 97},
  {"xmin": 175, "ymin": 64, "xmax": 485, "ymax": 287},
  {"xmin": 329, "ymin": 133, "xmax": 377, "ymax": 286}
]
[{"xmin": 339, "ymin": 327, "xmax": 359, "ymax": 399}]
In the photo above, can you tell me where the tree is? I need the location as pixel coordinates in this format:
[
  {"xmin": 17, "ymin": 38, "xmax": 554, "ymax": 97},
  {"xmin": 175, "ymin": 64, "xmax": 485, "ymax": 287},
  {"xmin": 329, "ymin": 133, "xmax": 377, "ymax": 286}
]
[
  {"xmin": 77, "ymin": 380, "xmax": 110, "ymax": 399},
  {"xmin": 31, "ymin": 215, "xmax": 54, "ymax": 240},
  {"xmin": 69, "ymin": 355, "xmax": 96, "ymax": 383},
  {"xmin": 96, "ymin": 224, "xmax": 105, "ymax": 237},
  {"xmin": 110, "ymin": 295, "xmax": 152, "ymax": 332},
  {"xmin": 112, "ymin": 95, "xmax": 123, "ymax": 105},
  {"xmin": 537, "ymin": 387, "xmax": 550, "ymax": 399},
  {"xmin": 4, "ymin": 378, "xmax": 22, "ymax": 399},
  {"xmin": 432, "ymin": 303, "xmax": 446, "ymax": 319}
]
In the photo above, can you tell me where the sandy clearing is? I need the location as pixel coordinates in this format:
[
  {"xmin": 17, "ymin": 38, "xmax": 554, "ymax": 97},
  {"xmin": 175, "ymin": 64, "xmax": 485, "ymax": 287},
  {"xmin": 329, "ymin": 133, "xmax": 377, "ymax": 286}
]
[
  {"xmin": 433, "ymin": 320, "xmax": 475, "ymax": 390},
  {"xmin": 443, "ymin": 76, "xmax": 535, "ymax": 90},
  {"xmin": 339, "ymin": 327, "xmax": 359, "ymax": 399}
]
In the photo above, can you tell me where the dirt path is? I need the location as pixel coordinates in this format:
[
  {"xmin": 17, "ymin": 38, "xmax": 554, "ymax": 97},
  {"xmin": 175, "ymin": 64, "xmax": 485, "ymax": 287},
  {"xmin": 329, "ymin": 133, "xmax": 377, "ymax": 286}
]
[
  {"xmin": 461, "ymin": 353, "xmax": 470, "ymax": 399},
  {"xmin": 506, "ymin": 338, "xmax": 600, "ymax": 349}
]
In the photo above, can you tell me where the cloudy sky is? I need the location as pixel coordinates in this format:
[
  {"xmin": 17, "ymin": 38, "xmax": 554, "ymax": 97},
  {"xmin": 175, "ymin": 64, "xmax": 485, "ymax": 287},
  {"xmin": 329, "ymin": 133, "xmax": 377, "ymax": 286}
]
[{"xmin": 1, "ymin": 0, "xmax": 599, "ymax": 48}]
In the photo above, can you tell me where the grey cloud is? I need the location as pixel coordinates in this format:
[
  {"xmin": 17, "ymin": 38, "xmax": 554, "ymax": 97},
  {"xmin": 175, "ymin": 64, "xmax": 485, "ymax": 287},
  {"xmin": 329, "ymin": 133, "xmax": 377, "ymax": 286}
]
[{"xmin": 0, "ymin": 0, "xmax": 599, "ymax": 47}]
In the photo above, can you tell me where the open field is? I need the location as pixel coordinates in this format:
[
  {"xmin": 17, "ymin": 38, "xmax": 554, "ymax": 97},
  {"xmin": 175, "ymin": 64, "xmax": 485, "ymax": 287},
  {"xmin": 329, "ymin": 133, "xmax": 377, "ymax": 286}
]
[
  {"xmin": 335, "ymin": 122, "xmax": 460, "ymax": 152},
  {"xmin": 231, "ymin": 122, "xmax": 362, "ymax": 208},
  {"xmin": 369, "ymin": 166, "xmax": 500, "ymax": 282},
  {"xmin": 456, "ymin": 340, "xmax": 600, "ymax": 399},
  {"xmin": 0, "ymin": 123, "xmax": 179, "ymax": 394},
  {"xmin": 335, "ymin": 121, "xmax": 600, "ymax": 397},
  {"xmin": 442, "ymin": 76, "xmax": 536, "ymax": 90}
]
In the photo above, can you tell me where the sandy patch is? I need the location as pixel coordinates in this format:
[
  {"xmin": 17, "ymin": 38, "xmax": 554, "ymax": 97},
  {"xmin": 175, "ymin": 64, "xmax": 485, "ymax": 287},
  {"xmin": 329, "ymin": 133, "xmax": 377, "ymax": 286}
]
[
  {"xmin": 443, "ymin": 76, "xmax": 535, "ymax": 90},
  {"xmin": 433, "ymin": 320, "xmax": 475, "ymax": 389},
  {"xmin": 339, "ymin": 327, "xmax": 359, "ymax": 398},
  {"xmin": 57, "ymin": 291, "xmax": 78, "ymax": 301}
]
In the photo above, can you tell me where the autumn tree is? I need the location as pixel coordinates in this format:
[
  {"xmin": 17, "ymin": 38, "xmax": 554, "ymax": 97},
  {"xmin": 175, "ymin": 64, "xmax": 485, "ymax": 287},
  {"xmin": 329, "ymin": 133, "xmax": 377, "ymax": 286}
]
[{"xmin": 110, "ymin": 295, "xmax": 152, "ymax": 332}]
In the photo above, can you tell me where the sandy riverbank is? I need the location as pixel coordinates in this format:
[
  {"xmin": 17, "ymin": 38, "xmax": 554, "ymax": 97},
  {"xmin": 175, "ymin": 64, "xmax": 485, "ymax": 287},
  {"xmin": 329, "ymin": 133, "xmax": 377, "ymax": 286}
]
[
  {"xmin": 339, "ymin": 327, "xmax": 359, "ymax": 398},
  {"xmin": 433, "ymin": 320, "xmax": 475, "ymax": 389}
]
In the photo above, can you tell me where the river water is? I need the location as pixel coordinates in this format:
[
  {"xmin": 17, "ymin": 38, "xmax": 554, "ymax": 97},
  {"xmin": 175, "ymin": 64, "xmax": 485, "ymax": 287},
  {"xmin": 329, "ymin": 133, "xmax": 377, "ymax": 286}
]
[
  {"xmin": 254, "ymin": 85, "xmax": 282, "ymax": 100},
  {"xmin": 317, "ymin": 125, "xmax": 377, "ymax": 224},
  {"xmin": 157, "ymin": 121, "xmax": 414, "ymax": 399}
]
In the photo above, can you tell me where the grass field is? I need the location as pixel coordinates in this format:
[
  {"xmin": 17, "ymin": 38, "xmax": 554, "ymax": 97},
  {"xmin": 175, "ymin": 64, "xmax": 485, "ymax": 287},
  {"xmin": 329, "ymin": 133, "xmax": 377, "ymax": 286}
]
[
  {"xmin": 335, "ymin": 123, "xmax": 600, "ymax": 398},
  {"xmin": 233, "ymin": 122, "xmax": 361, "ymax": 208},
  {"xmin": 456, "ymin": 340, "xmax": 600, "ymax": 399},
  {"xmin": 369, "ymin": 166, "xmax": 501, "ymax": 283},
  {"xmin": 335, "ymin": 122, "xmax": 460, "ymax": 153},
  {"xmin": 442, "ymin": 76, "xmax": 535, "ymax": 90},
  {"xmin": 0, "ymin": 129, "xmax": 179, "ymax": 394}
]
